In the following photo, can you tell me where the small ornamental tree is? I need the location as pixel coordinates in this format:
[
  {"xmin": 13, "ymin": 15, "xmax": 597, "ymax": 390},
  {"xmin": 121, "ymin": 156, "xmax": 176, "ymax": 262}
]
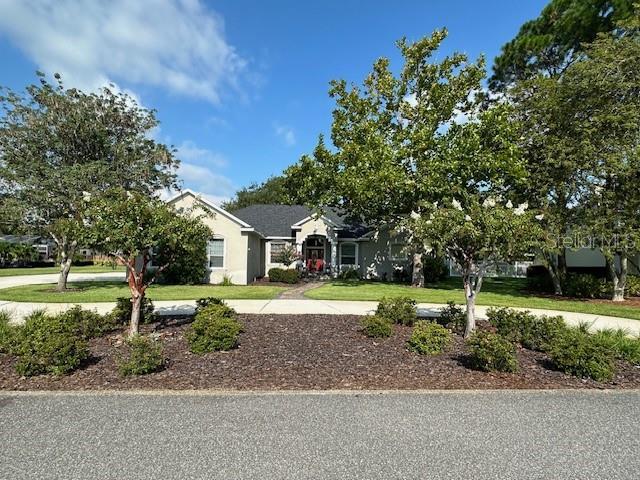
[
  {"xmin": 84, "ymin": 190, "xmax": 211, "ymax": 336},
  {"xmin": 412, "ymin": 199, "xmax": 541, "ymax": 337}
]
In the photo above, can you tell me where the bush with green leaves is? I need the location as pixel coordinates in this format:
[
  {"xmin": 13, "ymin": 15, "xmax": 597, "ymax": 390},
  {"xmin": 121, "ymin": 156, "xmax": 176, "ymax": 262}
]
[
  {"xmin": 57, "ymin": 305, "xmax": 118, "ymax": 339},
  {"xmin": 422, "ymin": 255, "xmax": 447, "ymax": 283},
  {"xmin": 563, "ymin": 273, "xmax": 605, "ymax": 299},
  {"xmin": 109, "ymin": 297, "xmax": 155, "ymax": 325},
  {"xmin": 156, "ymin": 222, "xmax": 209, "ymax": 285},
  {"xmin": 549, "ymin": 328, "xmax": 616, "ymax": 381},
  {"xmin": 186, "ymin": 304, "xmax": 243, "ymax": 354},
  {"xmin": 14, "ymin": 310, "xmax": 89, "ymax": 376},
  {"xmin": 0, "ymin": 311, "xmax": 19, "ymax": 354},
  {"xmin": 375, "ymin": 296, "xmax": 417, "ymax": 326},
  {"xmin": 361, "ymin": 314, "xmax": 393, "ymax": 338},
  {"xmin": 117, "ymin": 335, "xmax": 165, "ymax": 376},
  {"xmin": 488, "ymin": 308, "xmax": 567, "ymax": 352},
  {"xmin": 466, "ymin": 331, "xmax": 519, "ymax": 373},
  {"xmin": 195, "ymin": 297, "xmax": 225, "ymax": 314},
  {"xmin": 591, "ymin": 329, "xmax": 640, "ymax": 366},
  {"xmin": 338, "ymin": 267, "xmax": 360, "ymax": 280},
  {"xmin": 625, "ymin": 275, "xmax": 640, "ymax": 297},
  {"xmin": 436, "ymin": 301, "xmax": 466, "ymax": 333},
  {"xmin": 268, "ymin": 267, "xmax": 299, "ymax": 284},
  {"xmin": 525, "ymin": 265, "xmax": 555, "ymax": 293},
  {"xmin": 407, "ymin": 320, "xmax": 452, "ymax": 355}
]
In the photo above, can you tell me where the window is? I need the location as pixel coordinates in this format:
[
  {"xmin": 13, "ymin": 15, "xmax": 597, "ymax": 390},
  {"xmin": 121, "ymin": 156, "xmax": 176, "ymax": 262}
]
[
  {"xmin": 390, "ymin": 243, "xmax": 406, "ymax": 261},
  {"xmin": 340, "ymin": 243, "xmax": 357, "ymax": 265},
  {"xmin": 207, "ymin": 238, "xmax": 224, "ymax": 268},
  {"xmin": 270, "ymin": 242, "xmax": 286, "ymax": 263}
]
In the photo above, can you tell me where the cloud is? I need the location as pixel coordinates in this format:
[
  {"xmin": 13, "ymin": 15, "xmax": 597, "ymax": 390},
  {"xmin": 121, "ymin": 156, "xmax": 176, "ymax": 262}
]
[
  {"xmin": 176, "ymin": 140, "xmax": 228, "ymax": 168},
  {"xmin": 0, "ymin": 0, "xmax": 247, "ymax": 104},
  {"xmin": 174, "ymin": 162, "xmax": 235, "ymax": 204},
  {"xmin": 274, "ymin": 123, "xmax": 296, "ymax": 146}
]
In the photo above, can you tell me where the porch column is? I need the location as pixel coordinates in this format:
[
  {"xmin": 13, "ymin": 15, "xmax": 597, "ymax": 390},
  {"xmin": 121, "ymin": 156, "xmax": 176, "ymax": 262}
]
[{"xmin": 330, "ymin": 239, "xmax": 338, "ymax": 277}]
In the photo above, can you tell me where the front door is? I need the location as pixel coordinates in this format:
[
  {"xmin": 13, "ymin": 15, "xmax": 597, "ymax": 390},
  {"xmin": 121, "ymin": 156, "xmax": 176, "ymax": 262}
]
[{"xmin": 305, "ymin": 237, "xmax": 325, "ymax": 272}]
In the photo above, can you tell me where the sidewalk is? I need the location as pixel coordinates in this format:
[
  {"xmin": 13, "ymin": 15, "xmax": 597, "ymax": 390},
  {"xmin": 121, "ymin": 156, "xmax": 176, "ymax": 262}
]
[{"xmin": 1, "ymin": 298, "xmax": 639, "ymax": 335}]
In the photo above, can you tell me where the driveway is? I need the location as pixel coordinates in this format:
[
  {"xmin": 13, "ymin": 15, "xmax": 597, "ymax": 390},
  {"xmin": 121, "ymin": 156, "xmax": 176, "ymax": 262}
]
[
  {"xmin": 0, "ymin": 271, "xmax": 124, "ymax": 290},
  {"xmin": 0, "ymin": 390, "xmax": 638, "ymax": 479}
]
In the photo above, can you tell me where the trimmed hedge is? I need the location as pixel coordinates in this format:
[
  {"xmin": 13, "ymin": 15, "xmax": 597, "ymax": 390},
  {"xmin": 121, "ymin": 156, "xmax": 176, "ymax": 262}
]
[
  {"xmin": 407, "ymin": 321, "xmax": 452, "ymax": 355},
  {"xmin": 186, "ymin": 303, "xmax": 243, "ymax": 354},
  {"xmin": 268, "ymin": 267, "xmax": 299, "ymax": 284},
  {"xmin": 563, "ymin": 273, "xmax": 605, "ymax": 299},
  {"xmin": 361, "ymin": 315, "xmax": 393, "ymax": 338},
  {"xmin": 117, "ymin": 335, "xmax": 165, "ymax": 376},
  {"xmin": 549, "ymin": 329, "xmax": 616, "ymax": 381},
  {"xmin": 375, "ymin": 296, "xmax": 417, "ymax": 326},
  {"xmin": 466, "ymin": 331, "xmax": 519, "ymax": 373},
  {"xmin": 488, "ymin": 307, "xmax": 567, "ymax": 352}
]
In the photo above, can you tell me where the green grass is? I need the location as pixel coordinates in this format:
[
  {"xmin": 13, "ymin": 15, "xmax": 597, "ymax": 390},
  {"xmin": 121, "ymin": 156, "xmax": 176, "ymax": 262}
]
[
  {"xmin": 0, "ymin": 265, "xmax": 125, "ymax": 277},
  {"xmin": 305, "ymin": 278, "xmax": 640, "ymax": 321},
  {"xmin": 0, "ymin": 281, "xmax": 286, "ymax": 302}
]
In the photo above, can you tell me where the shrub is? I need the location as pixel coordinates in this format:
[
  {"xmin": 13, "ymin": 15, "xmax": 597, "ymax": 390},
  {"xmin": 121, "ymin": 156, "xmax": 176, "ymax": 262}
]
[
  {"xmin": 220, "ymin": 274, "xmax": 234, "ymax": 286},
  {"xmin": 423, "ymin": 255, "xmax": 447, "ymax": 283},
  {"xmin": 526, "ymin": 265, "xmax": 555, "ymax": 293},
  {"xmin": 436, "ymin": 301, "xmax": 466, "ymax": 333},
  {"xmin": 361, "ymin": 314, "xmax": 393, "ymax": 338},
  {"xmin": 0, "ymin": 311, "xmax": 19, "ymax": 354},
  {"xmin": 268, "ymin": 267, "xmax": 299, "ymax": 284},
  {"xmin": 466, "ymin": 331, "xmax": 519, "ymax": 373},
  {"xmin": 488, "ymin": 308, "xmax": 568, "ymax": 352},
  {"xmin": 57, "ymin": 305, "xmax": 118, "ymax": 339},
  {"xmin": 487, "ymin": 308, "xmax": 534, "ymax": 343},
  {"xmin": 14, "ymin": 310, "xmax": 89, "ymax": 376},
  {"xmin": 186, "ymin": 304, "xmax": 243, "ymax": 354},
  {"xmin": 195, "ymin": 297, "xmax": 225, "ymax": 314},
  {"xmin": 375, "ymin": 296, "xmax": 417, "ymax": 326},
  {"xmin": 563, "ymin": 273, "xmax": 605, "ymax": 299},
  {"xmin": 338, "ymin": 267, "xmax": 360, "ymax": 280},
  {"xmin": 549, "ymin": 328, "xmax": 616, "ymax": 381},
  {"xmin": 156, "ymin": 224, "xmax": 209, "ymax": 284},
  {"xmin": 108, "ymin": 297, "xmax": 155, "ymax": 325},
  {"xmin": 117, "ymin": 335, "xmax": 165, "ymax": 376},
  {"xmin": 591, "ymin": 329, "xmax": 640, "ymax": 366},
  {"xmin": 407, "ymin": 321, "xmax": 452, "ymax": 355}
]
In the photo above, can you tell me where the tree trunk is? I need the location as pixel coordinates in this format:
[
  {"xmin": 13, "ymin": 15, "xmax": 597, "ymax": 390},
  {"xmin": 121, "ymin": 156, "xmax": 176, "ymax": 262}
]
[
  {"xmin": 607, "ymin": 254, "xmax": 627, "ymax": 302},
  {"xmin": 543, "ymin": 251, "xmax": 563, "ymax": 296},
  {"xmin": 411, "ymin": 252, "xmax": 424, "ymax": 288},
  {"xmin": 463, "ymin": 274, "xmax": 476, "ymax": 338},
  {"xmin": 129, "ymin": 293, "xmax": 143, "ymax": 337},
  {"xmin": 557, "ymin": 249, "xmax": 567, "ymax": 278},
  {"xmin": 55, "ymin": 241, "xmax": 77, "ymax": 292}
]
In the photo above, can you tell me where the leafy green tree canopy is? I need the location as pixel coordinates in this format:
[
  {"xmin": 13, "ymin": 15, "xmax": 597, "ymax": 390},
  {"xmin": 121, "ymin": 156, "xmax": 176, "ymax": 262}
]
[{"xmin": 222, "ymin": 175, "xmax": 293, "ymax": 211}]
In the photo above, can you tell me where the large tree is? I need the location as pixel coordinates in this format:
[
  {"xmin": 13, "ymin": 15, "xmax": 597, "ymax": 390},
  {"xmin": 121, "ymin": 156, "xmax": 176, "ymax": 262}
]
[
  {"xmin": 285, "ymin": 30, "xmax": 485, "ymax": 287},
  {"xmin": 84, "ymin": 189, "xmax": 211, "ymax": 336},
  {"xmin": 490, "ymin": 0, "xmax": 634, "ymax": 89},
  {"xmin": 0, "ymin": 73, "xmax": 178, "ymax": 290},
  {"xmin": 222, "ymin": 175, "xmax": 292, "ymax": 211}
]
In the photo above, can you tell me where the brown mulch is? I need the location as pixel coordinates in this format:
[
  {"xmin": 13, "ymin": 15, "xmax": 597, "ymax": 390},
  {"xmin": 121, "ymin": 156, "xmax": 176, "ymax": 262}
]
[{"xmin": 1, "ymin": 314, "xmax": 639, "ymax": 391}]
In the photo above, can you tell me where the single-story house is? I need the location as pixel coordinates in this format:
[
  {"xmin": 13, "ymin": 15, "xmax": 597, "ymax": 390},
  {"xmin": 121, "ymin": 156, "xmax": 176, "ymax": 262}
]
[{"xmin": 168, "ymin": 190, "xmax": 639, "ymax": 285}]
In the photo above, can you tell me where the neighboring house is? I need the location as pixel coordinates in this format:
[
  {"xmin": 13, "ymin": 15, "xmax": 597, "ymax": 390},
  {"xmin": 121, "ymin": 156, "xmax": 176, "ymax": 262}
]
[
  {"xmin": 168, "ymin": 190, "xmax": 411, "ymax": 285},
  {"xmin": 0, "ymin": 234, "xmax": 55, "ymax": 261},
  {"xmin": 168, "ymin": 190, "xmax": 639, "ymax": 285}
]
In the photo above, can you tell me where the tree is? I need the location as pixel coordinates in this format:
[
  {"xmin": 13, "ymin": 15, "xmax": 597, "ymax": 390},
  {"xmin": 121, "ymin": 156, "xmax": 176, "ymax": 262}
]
[
  {"xmin": 222, "ymin": 175, "xmax": 294, "ymax": 211},
  {"xmin": 490, "ymin": 0, "xmax": 634, "ymax": 89},
  {"xmin": 84, "ymin": 190, "xmax": 211, "ymax": 336},
  {"xmin": 285, "ymin": 30, "xmax": 485, "ymax": 287},
  {"xmin": 0, "ymin": 73, "xmax": 178, "ymax": 290}
]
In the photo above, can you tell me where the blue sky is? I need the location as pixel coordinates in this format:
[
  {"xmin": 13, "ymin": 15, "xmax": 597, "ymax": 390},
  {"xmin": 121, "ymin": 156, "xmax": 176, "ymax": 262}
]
[{"xmin": 0, "ymin": 0, "xmax": 547, "ymax": 204}]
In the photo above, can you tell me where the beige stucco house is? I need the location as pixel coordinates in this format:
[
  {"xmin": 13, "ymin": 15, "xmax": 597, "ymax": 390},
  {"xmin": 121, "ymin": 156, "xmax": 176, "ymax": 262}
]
[{"xmin": 168, "ymin": 190, "xmax": 412, "ymax": 284}]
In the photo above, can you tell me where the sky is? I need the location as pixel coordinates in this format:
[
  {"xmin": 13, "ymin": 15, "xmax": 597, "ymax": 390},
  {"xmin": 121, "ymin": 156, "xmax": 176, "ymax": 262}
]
[{"xmin": 0, "ymin": 0, "xmax": 548, "ymax": 205}]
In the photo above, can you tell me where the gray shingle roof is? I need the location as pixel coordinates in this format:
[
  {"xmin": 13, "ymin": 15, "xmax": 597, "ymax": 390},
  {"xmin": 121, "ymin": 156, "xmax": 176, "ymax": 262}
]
[{"xmin": 230, "ymin": 204, "xmax": 368, "ymax": 238}]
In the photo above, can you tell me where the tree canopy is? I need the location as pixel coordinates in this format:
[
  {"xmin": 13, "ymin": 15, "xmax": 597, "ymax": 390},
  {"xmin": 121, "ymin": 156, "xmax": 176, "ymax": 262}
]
[{"xmin": 222, "ymin": 175, "xmax": 292, "ymax": 211}]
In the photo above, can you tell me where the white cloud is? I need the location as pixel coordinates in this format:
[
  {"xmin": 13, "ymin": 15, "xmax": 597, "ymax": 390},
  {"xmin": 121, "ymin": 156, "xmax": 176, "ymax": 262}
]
[
  {"xmin": 174, "ymin": 162, "xmax": 235, "ymax": 204},
  {"xmin": 0, "ymin": 0, "xmax": 247, "ymax": 104},
  {"xmin": 274, "ymin": 123, "xmax": 296, "ymax": 146},
  {"xmin": 176, "ymin": 140, "xmax": 227, "ymax": 168}
]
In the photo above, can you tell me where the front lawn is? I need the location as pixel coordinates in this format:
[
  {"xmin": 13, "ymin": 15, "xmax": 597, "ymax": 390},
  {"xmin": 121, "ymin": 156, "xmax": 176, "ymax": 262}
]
[
  {"xmin": 0, "ymin": 265, "xmax": 125, "ymax": 277},
  {"xmin": 0, "ymin": 281, "xmax": 286, "ymax": 302},
  {"xmin": 305, "ymin": 278, "xmax": 640, "ymax": 320}
]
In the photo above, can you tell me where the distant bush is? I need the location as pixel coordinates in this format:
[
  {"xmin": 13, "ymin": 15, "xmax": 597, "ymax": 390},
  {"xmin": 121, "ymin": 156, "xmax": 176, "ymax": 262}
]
[
  {"xmin": 14, "ymin": 310, "xmax": 89, "ymax": 376},
  {"xmin": 407, "ymin": 321, "xmax": 452, "ymax": 355},
  {"xmin": 338, "ymin": 267, "xmax": 360, "ymax": 280},
  {"xmin": 268, "ymin": 267, "xmax": 299, "ymax": 284},
  {"xmin": 156, "ymin": 225, "xmax": 208, "ymax": 285},
  {"xmin": 466, "ymin": 331, "xmax": 518, "ymax": 373},
  {"xmin": 0, "ymin": 311, "xmax": 19, "ymax": 354},
  {"xmin": 220, "ymin": 274, "xmax": 234, "ymax": 286},
  {"xmin": 423, "ymin": 255, "xmax": 447, "ymax": 283},
  {"xmin": 549, "ymin": 328, "xmax": 616, "ymax": 381},
  {"xmin": 361, "ymin": 314, "xmax": 393, "ymax": 338},
  {"xmin": 376, "ymin": 296, "xmax": 417, "ymax": 326},
  {"xmin": 563, "ymin": 273, "xmax": 605, "ymax": 299},
  {"xmin": 186, "ymin": 304, "xmax": 243, "ymax": 354},
  {"xmin": 117, "ymin": 335, "xmax": 165, "ymax": 376},
  {"xmin": 526, "ymin": 265, "xmax": 555, "ymax": 293},
  {"xmin": 195, "ymin": 297, "xmax": 226, "ymax": 314},
  {"xmin": 109, "ymin": 297, "xmax": 155, "ymax": 325},
  {"xmin": 436, "ymin": 301, "xmax": 466, "ymax": 334},
  {"xmin": 625, "ymin": 276, "xmax": 640, "ymax": 297}
]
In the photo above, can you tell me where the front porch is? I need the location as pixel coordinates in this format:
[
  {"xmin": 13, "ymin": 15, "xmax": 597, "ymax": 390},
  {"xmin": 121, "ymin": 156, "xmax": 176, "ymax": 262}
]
[{"xmin": 296, "ymin": 234, "xmax": 359, "ymax": 277}]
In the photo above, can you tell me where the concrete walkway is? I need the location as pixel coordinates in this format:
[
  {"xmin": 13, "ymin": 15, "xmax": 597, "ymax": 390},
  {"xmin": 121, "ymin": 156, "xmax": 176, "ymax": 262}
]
[
  {"xmin": 1, "ymin": 297, "xmax": 639, "ymax": 335},
  {"xmin": 0, "ymin": 271, "xmax": 124, "ymax": 289}
]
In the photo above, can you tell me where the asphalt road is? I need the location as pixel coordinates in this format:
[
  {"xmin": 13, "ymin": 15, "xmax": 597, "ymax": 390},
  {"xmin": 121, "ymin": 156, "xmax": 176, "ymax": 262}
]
[{"xmin": 1, "ymin": 390, "xmax": 638, "ymax": 479}]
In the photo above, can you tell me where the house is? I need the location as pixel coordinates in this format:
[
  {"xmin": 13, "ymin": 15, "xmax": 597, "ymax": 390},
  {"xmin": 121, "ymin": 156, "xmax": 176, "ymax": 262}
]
[
  {"xmin": 168, "ymin": 190, "xmax": 411, "ymax": 284},
  {"xmin": 168, "ymin": 190, "xmax": 639, "ymax": 285}
]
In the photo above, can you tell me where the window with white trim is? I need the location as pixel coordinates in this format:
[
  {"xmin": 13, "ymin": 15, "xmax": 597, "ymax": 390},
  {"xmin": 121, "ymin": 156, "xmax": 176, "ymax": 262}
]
[
  {"xmin": 270, "ymin": 242, "xmax": 287, "ymax": 263},
  {"xmin": 389, "ymin": 243, "xmax": 407, "ymax": 261},
  {"xmin": 207, "ymin": 238, "xmax": 224, "ymax": 268},
  {"xmin": 340, "ymin": 243, "xmax": 357, "ymax": 265}
]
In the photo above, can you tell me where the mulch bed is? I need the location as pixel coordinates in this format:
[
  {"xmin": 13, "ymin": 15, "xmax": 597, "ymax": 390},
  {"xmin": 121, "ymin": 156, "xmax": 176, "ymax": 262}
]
[{"xmin": 1, "ymin": 314, "xmax": 639, "ymax": 391}]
